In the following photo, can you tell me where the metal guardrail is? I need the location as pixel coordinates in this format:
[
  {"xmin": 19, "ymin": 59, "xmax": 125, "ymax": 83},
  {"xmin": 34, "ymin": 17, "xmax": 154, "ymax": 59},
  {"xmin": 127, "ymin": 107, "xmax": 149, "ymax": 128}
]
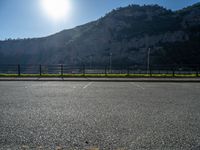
[{"xmin": 0, "ymin": 64, "xmax": 199, "ymax": 77}]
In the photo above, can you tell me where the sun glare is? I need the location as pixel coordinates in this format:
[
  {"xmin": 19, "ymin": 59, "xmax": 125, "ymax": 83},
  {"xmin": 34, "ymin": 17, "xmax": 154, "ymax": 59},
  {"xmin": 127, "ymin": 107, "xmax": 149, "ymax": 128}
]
[{"xmin": 41, "ymin": 0, "xmax": 71, "ymax": 21}]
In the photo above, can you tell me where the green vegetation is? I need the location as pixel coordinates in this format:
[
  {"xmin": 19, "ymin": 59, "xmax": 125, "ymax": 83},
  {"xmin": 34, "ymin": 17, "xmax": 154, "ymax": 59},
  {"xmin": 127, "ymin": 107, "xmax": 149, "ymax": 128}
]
[{"xmin": 0, "ymin": 73, "xmax": 199, "ymax": 78}]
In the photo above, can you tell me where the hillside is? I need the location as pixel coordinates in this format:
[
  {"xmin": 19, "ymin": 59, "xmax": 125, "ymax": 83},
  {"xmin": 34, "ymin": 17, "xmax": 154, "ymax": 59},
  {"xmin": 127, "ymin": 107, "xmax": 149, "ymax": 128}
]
[{"xmin": 0, "ymin": 3, "xmax": 200, "ymax": 67}]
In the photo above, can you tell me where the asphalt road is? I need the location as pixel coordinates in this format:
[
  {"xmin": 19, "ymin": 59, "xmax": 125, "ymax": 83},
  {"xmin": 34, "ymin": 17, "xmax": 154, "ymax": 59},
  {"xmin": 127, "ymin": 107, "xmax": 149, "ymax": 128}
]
[{"xmin": 0, "ymin": 81, "xmax": 200, "ymax": 150}]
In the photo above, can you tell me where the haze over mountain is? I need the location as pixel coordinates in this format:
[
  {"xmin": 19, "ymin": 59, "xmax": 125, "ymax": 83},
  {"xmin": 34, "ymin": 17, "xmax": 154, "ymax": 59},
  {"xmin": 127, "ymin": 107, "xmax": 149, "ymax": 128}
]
[{"xmin": 0, "ymin": 3, "xmax": 200, "ymax": 67}]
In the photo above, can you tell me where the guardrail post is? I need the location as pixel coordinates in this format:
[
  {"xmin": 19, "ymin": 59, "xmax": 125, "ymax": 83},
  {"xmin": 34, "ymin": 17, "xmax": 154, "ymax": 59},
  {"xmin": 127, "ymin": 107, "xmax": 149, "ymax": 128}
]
[
  {"xmin": 18, "ymin": 64, "xmax": 21, "ymax": 76},
  {"xmin": 61, "ymin": 64, "xmax": 63, "ymax": 76},
  {"xmin": 39, "ymin": 65, "xmax": 42, "ymax": 76},
  {"xmin": 172, "ymin": 68, "xmax": 175, "ymax": 77},
  {"xmin": 196, "ymin": 67, "xmax": 199, "ymax": 77}
]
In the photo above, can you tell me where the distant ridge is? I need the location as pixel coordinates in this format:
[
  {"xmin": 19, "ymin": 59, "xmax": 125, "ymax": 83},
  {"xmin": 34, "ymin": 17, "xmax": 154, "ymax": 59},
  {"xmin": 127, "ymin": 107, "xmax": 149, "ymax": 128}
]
[{"xmin": 0, "ymin": 3, "xmax": 200, "ymax": 67}]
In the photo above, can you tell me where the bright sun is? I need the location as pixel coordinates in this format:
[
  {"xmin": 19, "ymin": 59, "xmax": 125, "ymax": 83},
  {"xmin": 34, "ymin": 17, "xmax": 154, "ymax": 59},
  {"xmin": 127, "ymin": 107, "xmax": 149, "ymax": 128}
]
[{"xmin": 41, "ymin": 0, "xmax": 71, "ymax": 21}]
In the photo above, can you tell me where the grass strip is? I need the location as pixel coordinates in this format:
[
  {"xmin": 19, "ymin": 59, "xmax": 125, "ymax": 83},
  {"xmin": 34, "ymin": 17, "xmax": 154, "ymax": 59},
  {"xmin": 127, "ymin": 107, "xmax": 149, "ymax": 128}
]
[{"xmin": 0, "ymin": 73, "xmax": 199, "ymax": 78}]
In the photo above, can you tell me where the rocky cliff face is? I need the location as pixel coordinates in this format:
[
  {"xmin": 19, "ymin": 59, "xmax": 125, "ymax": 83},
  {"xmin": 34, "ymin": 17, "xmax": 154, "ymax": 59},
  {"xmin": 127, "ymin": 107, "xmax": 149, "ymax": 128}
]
[{"xmin": 0, "ymin": 3, "xmax": 200, "ymax": 67}]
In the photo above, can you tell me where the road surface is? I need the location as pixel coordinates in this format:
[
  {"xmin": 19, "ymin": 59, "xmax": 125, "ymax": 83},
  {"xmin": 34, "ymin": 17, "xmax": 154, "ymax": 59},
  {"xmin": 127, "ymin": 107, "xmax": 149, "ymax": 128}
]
[{"xmin": 0, "ymin": 81, "xmax": 200, "ymax": 149}]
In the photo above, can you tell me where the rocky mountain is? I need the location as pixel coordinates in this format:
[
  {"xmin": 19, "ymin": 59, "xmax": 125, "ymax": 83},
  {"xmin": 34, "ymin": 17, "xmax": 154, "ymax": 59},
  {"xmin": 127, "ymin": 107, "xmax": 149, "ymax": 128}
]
[{"xmin": 0, "ymin": 3, "xmax": 200, "ymax": 67}]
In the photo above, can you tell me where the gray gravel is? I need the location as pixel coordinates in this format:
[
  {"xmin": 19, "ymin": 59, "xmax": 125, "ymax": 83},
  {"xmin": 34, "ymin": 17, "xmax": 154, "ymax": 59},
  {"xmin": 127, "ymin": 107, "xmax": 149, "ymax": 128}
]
[{"xmin": 0, "ymin": 81, "xmax": 200, "ymax": 149}]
